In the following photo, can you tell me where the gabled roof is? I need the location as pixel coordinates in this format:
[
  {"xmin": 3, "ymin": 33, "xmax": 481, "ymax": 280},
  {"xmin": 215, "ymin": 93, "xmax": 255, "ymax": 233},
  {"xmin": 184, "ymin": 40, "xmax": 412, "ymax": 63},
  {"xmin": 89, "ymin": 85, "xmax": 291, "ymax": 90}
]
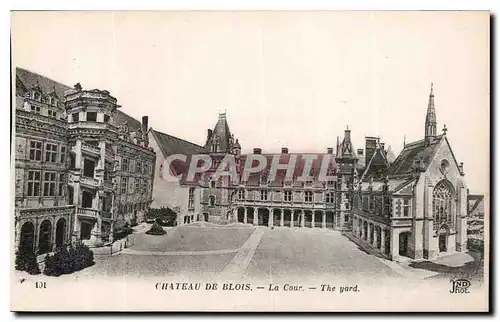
[
  {"xmin": 206, "ymin": 113, "xmax": 233, "ymax": 153},
  {"xmin": 360, "ymin": 142, "xmax": 390, "ymax": 181},
  {"xmin": 151, "ymin": 129, "xmax": 207, "ymax": 157},
  {"xmin": 467, "ymin": 195, "xmax": 485, "ymax": 215},
  {"xmin": 387, "ymin": 135, "xmax": 444, "ymax": 176}
]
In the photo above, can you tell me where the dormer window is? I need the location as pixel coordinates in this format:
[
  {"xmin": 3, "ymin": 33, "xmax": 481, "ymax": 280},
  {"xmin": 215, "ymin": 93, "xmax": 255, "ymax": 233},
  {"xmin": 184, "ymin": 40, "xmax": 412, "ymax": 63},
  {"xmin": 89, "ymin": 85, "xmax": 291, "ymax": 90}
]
[
  {"xmin": 34, "ymin": 92, "xmax": 41, "ymax": 101},
  {"xmin": 30, "ymin": 104, "xmax": 41, "ymax": 114}
]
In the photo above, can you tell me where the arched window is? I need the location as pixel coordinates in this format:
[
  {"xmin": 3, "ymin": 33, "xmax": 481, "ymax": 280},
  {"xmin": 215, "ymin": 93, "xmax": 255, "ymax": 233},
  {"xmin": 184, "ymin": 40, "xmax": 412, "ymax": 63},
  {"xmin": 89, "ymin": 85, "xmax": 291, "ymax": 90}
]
[
  {"xmin": 432, "ymin": 180, "xmax": 455, "ymax": 231},
  {"xmin": 209, "ymin": 195, "xmax": 215, "ymax": 207}
]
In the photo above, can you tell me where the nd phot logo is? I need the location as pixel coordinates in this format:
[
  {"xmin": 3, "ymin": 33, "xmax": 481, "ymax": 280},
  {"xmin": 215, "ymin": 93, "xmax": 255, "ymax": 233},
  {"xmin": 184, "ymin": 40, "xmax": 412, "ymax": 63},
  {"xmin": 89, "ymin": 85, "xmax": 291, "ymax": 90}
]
[{"xmin": 449, "ymin": 278, "xmax": 471, "ymax": 294}]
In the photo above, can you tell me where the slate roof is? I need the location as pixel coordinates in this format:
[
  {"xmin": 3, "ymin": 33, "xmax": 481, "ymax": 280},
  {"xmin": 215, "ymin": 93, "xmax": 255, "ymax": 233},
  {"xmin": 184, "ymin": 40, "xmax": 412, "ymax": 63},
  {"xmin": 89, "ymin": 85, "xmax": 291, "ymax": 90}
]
[
  {"xmin": 115, "ymin": 110, "xmax": 142, "ymax": 131},
  {"xmin": 387, "ymin": 135, "xmax": 444, "ymax": 176},
  {"xmin": 151, "ymin": 129, "xmax": 207, "ymax": 157},
  {"xmin": 467, "ymin": 195, "xmax": 485, "ymax": 216},
  {"xmin": 16, "ymin": 66, "xmax": 146, "ymax": 133},
  {"xmin": 204, "ymin": 113, "xmax": 233, "ymax": 153},
  {"xmin": 16, "ymin": 67, "xmax": 72, "ymax": 99}
]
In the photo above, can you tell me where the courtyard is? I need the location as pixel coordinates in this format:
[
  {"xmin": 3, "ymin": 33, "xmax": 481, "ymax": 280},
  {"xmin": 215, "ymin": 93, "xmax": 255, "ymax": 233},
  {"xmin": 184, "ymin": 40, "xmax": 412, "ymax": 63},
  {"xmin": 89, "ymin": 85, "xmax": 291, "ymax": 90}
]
[{"xmin": 70, "ymin": 223, "xmax": 408, "ymax": 283}]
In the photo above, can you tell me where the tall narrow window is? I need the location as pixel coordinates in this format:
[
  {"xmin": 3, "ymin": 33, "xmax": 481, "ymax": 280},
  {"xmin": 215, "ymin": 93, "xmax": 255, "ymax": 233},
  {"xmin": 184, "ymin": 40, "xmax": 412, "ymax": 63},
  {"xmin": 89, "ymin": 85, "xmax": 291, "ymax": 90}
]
[
  {"xmin": 60, "ymin": 146, "xmax": 66, "ymax": 164},
  {"xmin": 27, "ymin": 171, "xmax": 41, "ymax": 196},
  {"xmin": 58, "ymin": 173, "xmax": 65, "ymax": 197},
  {"xmin": 403, "ymin": 199, "xmax": 411, "ymax": 217},
  {"xmin": 29, "ymin": 141, "xmax": 42, "ymax": 161},
  {"xmin": 45, "ymin": 143, "xmax": 57, "ymax": 163},
  {"xmin": 260, "ymin": 190, "xmax": 268, "ymax": 201},
  {"xmin": 72, "ymin": 112, "xmax": 79, "ymax": 122},
  {"xmin": 432, "ymin": 181, "xmax": 455, "ymax": 231},
  {"xmin": 188, "ymin": 187, "xmax": 195, "ymax": 210},
  {"xmin": 121, "ymin": 177, "xmax": 127, "ymax": 194},
  {"xmin": 305, "ymin": 191, "xmax": 313, "ymax": 202},
  {"xmin": 209, "ymin": 195, "xmax": 215, "ymax": 207},
  {"xmin": 43, "ymin": 172, "xmax": 56, "ymax": 196},
  {"xmin": 135, "ymin": 178, "xmax": 140, "ymax": 193},
  {"xmin": 284, "ymin": 191, "xmax": 292, "ymax": 202},
  {"xmin": 83, "ymin": 159, "xmax": 95, "ymax": 178},
  {"xmin": 122, "ymin": 158, "xmax": 128, "ymax": 172}
]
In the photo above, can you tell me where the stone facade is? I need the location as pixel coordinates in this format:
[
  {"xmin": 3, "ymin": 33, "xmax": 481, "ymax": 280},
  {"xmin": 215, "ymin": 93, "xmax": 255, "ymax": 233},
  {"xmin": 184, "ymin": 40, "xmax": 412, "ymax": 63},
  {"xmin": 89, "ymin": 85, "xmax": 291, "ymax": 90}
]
[
  {"xmin": 351, "ymin": 85, "xmax": 468, "ymax": 261},
  {"xmin": 14, "ymin": 67, "xmax": 155, "ymax": 251}
]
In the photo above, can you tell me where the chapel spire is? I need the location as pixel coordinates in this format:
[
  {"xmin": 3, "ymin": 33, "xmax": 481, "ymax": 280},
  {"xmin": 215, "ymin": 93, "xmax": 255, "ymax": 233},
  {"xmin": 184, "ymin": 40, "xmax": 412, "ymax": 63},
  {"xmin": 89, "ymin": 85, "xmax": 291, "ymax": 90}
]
[{"xmin": 425, "ymin": 82, "xmax": 437, "ymax": 146}]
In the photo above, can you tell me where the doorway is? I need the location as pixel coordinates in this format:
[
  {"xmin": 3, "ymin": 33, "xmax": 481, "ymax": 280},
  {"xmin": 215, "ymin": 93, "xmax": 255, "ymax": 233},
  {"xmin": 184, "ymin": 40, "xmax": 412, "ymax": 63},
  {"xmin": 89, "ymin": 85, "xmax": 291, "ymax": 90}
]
[
  {"xmin": 399, "ymin": 232, "xmax": 410, "ymax": 257},
  {"xmin": 439, "ymin": 234, "xmax": 447, "ymax": 252}
]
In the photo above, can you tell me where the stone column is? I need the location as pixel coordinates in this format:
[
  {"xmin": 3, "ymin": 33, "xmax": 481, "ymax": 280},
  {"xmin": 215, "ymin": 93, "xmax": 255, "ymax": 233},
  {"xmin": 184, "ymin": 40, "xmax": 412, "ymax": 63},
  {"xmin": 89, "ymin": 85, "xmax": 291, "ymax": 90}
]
[
  {"xmin": 243, "ymin": 207, "xmax": 248, "ymax": 224},
  {"xmin": 322, "ymin": 211, "xmax": 326, "ymax": 229},
  {"xmin": 290, "ymin": 211, "xmax": 294, "ymax": 228},
  {"xmin": 391, "ymin": 230, "xmax": 399, "ymax": 261},
  {"xmin": 280, "ymin": 209, "xmax": 284, "ymax": 227},
  {"xmin": 311, "ymin": 211, "xmax": 315, "ymax": 228},
  {"xmin": 380, "ymin": 228, "xmax": 386, "ymax": 254},
  {"xmin": 253, "ymin": 207, "xmax": 258, "ymax": 225},
  {"xmin": 300, "ymin": 210, "xmax": 305, "ymax": 228},
  {"xmin": 268, "ymin": 208, "xmax": 273, "ymax": 227},
  {"xmin": 373, "ymin": 226, "xmax": 378, "ymax": 248},
  {"xmin": 51, "ymin": 217, "xmax": 57, "ymax": 251}
]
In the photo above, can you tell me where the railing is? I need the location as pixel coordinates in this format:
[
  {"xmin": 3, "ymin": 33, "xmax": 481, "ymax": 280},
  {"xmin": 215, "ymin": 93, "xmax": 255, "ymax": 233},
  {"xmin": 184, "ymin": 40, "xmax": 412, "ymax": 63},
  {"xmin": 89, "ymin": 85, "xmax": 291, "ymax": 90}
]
[
  {"xmin": 82, "ymin": 143, "xmax": 101, "ymax": 155},
  {"xmin": 16, "ymin": 109, "xmax": 67, "ymax": 127},
  {"xmin": 77, "ymin": 207, "xmax": 99, "ymax": 218},
  {"xmin": 68, "ymin": 121, "xmax": 117, "ymax": 132},
  {"xmin": 80, "ymin": 176, "xmax": 99, "ymax": 187},
  {"xmin": 234, "ymin": 199, "xmax": 330, "ymax": 209}
]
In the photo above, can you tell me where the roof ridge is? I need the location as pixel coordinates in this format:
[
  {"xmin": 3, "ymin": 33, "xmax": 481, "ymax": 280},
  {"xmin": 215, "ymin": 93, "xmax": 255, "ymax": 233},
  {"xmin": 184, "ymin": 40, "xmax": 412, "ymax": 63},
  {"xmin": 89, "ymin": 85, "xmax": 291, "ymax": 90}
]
[{"xmin": 16, "ymin": 66, "xmax": 72, "ymax": 91}]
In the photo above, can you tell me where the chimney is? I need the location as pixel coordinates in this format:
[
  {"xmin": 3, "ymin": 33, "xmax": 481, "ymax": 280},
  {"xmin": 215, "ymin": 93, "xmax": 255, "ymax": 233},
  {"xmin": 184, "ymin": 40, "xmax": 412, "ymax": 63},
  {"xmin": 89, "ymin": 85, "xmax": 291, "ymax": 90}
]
[
  {"xmin": 142, "ymin": 116, "xmax": 149, "ymax": 132},
  {"xmin": 380, "ymin": 142, "xmax": 385, "ymax": 152},
  {"xmin": 207, "ymin": 129, "xmax": 213, "ymax": 139},
  {"xmin": 327, "ymin": 147, "xmax": 333, "ymax": 154},
  {"xmin": 357, "ymin": 149, "xmax": 364, "ymax": 155},
  {"xmin": 365, "ymin": 137, "xmax": 377, "ymax": 165},
  {"xmin": 253, "ymin": 148, "xmax": 262, "ymax": 154},
  {"xmin": 281, "ymin": 147, "xmax": 289, "ymax": 154}
]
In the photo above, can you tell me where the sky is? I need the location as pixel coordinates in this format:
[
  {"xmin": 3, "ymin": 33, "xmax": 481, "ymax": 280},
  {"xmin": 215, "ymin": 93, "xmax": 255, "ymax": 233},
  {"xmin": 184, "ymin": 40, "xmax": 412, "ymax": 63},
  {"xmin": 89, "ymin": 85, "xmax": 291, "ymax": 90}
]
[{"xmin": 11, "ymin": 11, "xmax": 489, "ymax": 195}]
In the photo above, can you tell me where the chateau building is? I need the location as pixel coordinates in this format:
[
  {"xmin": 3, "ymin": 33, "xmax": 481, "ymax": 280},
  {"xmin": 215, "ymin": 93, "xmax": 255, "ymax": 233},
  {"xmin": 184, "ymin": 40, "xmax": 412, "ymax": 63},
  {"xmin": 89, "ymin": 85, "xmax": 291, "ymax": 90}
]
[
  {"xmin": 14, "ymin": 68, "xmax": 155, "ymax": 252},
  {"xmin": 199, "ymin": 113, "xmax": 357, "ymax": 230},
  {"xmin": 14, "ymin": 68, "xmax": 471, "ymax": 263},
  {"xmin": 351, "ymin": 85, "xmax": 468, "ymax": 261}
]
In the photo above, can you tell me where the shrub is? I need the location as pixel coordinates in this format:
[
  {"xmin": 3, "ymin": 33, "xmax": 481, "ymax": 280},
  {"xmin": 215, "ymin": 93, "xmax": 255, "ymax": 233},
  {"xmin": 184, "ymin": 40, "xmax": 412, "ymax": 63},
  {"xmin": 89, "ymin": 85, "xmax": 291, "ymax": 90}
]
[
  {"xmin": 113, "ymin": 226, "xmax": 135, "ymax": 240},
  {"xmin": 15, "ymin": 244, "xmax": 40, "ymax": 275},
  {"xmin": 43, "ymin": 243, "xmax": 94, "ymax": 276},
  {"xmin": 73, "ymin": 242, "xmax": 94, "ymax": 271},
  {"xmin": 146, "ymin": 207, "xmax": 177, "ymax": 226},
  {"xmin": 146, "ymin": 223, "xmax": 166, "ymax": 235}
]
